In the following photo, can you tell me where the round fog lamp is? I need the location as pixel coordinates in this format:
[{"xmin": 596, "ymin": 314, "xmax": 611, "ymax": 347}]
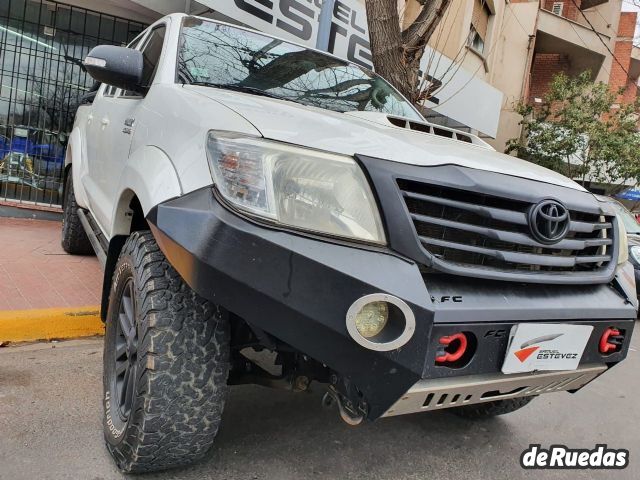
[
  {"xmin": 346, "ymin": 294, "xmax": 416, "ymax": 352},
  {"xmin": 354, "ymin": 301, "xmax": 388, "ymax": 338}
]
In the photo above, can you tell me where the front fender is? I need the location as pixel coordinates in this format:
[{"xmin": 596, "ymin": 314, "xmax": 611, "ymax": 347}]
[{"xmin": 110, "ymin": 145, "xmax": 183, "ymax": 237}]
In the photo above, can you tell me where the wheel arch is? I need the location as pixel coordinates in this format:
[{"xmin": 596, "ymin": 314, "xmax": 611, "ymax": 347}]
[
  {"xmin": 62, "ymin": 162, "xmax": 72, "ymax": 209},
  {"xmin": 100, "ymin": 192, "xmax": 150, "ymax": 321},
  {"xmin": 101, "ymin": 146, "xmax": 182, "ymax": 321}
]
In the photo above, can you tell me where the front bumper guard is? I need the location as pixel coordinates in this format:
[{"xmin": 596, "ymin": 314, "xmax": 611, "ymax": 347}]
[
  {"xmin": 382, "ymin": 364, "xmax": 607, "ymax": 417},
  {"xmin": 147, "ymin": 188, "xmax": 634, "ymax": 419}
]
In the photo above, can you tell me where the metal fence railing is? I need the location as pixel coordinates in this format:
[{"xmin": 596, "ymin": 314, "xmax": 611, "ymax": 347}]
[{"xmin": 0, "ymin": 0, "xmax": 145, "ymax": 208}]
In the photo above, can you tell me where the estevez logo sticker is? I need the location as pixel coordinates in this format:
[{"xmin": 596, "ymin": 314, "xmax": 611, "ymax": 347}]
[
  {"xmin": 521, "ymin": 444, "xmax": 629, "ymax": 469},
  {"xmin": 502, "ymin": 323, "xmax": 593, "ymax": 374}
]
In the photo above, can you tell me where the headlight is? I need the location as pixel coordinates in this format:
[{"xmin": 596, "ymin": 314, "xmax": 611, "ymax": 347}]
[
  {"xmin": 630, "ymin": 246, "xmax": 640, "ymax": 265},
  {"xmin": 617, "ymin": 216, "xmax": 628, "ymax": 265},
  {"xmin": 206, "ymin": 132, "xmax": 386, "ymax": 244}
]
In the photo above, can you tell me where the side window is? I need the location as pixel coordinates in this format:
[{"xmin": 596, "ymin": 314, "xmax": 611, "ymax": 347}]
[
  {"xmin": 140, "ymin": 26, "xmax": 166, "ymax": 88},
  {"xmin": 104, "ymin": 85, "xmax": 117, "ymax": 97},
  {"xmin": 120, "ymin": 26, "xmax": 166, "ymax": 98},
  {"xmin": 126, "ymin": 31, "xmax": 146, "ymax": 49}
]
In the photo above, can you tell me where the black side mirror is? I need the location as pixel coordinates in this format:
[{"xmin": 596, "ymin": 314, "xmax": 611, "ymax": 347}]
[{"xmin": 83, "ymin": 45, "xmax": 144, "ymax": 93}]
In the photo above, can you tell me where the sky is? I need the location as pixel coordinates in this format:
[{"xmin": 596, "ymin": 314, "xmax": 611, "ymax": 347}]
[
  {"xmin": 622, "ymin": 0, "xmax": 640, "ymax": 11},
  {"xmin": 621, "ymin": 0, "xmax": 640, "ymax": 45}
]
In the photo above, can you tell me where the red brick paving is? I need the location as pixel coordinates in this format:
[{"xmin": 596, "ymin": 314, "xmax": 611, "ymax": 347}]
[{"xmin": 0, "ymin": 217, "xmax": 102, "ymax": 311}]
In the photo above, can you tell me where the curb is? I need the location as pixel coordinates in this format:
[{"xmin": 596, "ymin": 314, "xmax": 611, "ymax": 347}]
[{"xmin": 0, "ymin": 306, "xmax": 103, "ymax": 343}]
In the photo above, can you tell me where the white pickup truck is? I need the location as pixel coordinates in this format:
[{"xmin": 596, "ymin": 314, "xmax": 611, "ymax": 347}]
[{"xmin": 63, "ymin": 13, "xmax": 636, "ymax": 473}]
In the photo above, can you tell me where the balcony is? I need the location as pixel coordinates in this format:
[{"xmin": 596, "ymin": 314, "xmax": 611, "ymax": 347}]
[{"xmin": 535, "ymin": 8, "xmax": 608, "ymax": 76}]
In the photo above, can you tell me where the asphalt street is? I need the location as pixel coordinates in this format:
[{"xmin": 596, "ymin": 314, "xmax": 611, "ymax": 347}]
[{"xmin": 1, "ymin": 327, "xmax": 639, "ymax": 480}]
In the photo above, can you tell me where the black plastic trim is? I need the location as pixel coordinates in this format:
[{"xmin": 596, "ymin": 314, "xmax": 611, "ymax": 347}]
[{"xmin": 359, "ymin": 157, "xmax": 618, "ymax": 285}]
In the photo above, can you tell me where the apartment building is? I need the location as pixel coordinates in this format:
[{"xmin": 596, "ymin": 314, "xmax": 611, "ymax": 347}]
[{"xmin": 403, "ymin": 0, "xmax": 639, "ymax": 151}]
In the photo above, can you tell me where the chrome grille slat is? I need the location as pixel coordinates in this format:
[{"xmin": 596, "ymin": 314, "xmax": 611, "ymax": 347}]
[
  {"xmin": 403, "ymin": 191, "xmax": 529, "ymax": 225},
  {"xmin": 419, "ymin": 236, "xmax": 610, "ymax": 267},
  {"xmin": 570, "ymin": 220, "xmax": 612, "ymax": 233},
  {"xmin": 410, "ymin": 213, "xmax": 612, "ymax": 250},
  {"xmin": 399, "ymin": 179, "xmax": 615, "ymax": 278}
]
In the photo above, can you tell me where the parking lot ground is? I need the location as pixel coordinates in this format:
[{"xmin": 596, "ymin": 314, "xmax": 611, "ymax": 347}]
[
  {"xmin": 0, "ymin": 217, "xmax": 101, "ymax": 311},
  {"xmin": 1, "ymin": 327, "xmax": 638, "ymax": 480}
]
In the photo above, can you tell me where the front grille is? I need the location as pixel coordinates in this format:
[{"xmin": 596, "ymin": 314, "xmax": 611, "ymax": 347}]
[{"xmin": 398, "ymin": 179, "xmax": 615, "ymax": 277}]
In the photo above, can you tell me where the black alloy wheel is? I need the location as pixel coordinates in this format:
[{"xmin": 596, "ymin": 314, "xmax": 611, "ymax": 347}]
[{"xmin": 112, "ymin": 278, "xmax": 137, "ymax": 421}]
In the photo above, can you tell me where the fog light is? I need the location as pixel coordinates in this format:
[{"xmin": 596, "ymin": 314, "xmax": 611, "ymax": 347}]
[
  {"xmin": 346, "ymin": 294, "xmax": 416, "ymax": 352},
  {"xmin": 354, "ymin": 301, "xmax": 388, "ymax": 338}
]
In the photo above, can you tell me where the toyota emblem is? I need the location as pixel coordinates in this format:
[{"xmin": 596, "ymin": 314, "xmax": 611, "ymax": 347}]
[{"xmin": 528, "ymin": 200, "xmax": 570, "ymax": 244}]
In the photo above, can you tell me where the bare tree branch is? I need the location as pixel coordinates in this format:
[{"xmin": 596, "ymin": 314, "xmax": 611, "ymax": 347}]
[
  {"xmin": 364, "ymin": 0, "xmax": 452, "ymax": 103},
  {"xmin": 402, "ymin": 0, "xmax": 452, "ymax": 50}
]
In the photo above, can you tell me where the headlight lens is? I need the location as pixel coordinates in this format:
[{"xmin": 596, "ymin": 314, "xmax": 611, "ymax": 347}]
[
  {"xmin": 630, "ymin": 246, "xmax": 640, "ymax": 265},
  {"xmin": 617, "ymin": 216, "xmax": 628, "ymax": 265},
  {"xmin": 206, "ymin": 132, "xmax": 386, "ymax": 244}
]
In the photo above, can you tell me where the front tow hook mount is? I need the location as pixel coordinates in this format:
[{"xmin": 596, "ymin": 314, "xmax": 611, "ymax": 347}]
[{"xmin": 322, "ymin": 386, "xmax": 364, "ymax": 426}]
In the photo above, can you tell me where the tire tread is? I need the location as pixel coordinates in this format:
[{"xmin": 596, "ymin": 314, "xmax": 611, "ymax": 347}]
[
  {"xmin": 106, "ymin": 231, "xmax": 230, "ymax": 473},
  {"xmin": 61, "ymin": 174, "xmax": 93, "ymax": 255}
]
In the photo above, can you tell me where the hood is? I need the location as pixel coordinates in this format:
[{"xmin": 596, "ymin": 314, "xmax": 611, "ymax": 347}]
[{"xmin": 186, "ymin": 86, "xmax": 586, "ymax": 192}]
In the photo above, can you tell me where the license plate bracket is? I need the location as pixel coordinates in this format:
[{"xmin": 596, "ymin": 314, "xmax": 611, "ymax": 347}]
[{"xmin": 501, "ymin": 323, "xmax": 593, "ymax": 374}]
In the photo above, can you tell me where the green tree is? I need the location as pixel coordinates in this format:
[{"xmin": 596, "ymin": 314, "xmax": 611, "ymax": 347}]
[{"xmin": 506, "ymin": 71, "xmax": 640, "ymax": 190}]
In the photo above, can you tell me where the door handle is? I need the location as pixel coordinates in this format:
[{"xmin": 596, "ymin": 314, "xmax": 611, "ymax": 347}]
[{"xmin": 101, "ymin": 118, "xmax": 110, "ymax": 126}]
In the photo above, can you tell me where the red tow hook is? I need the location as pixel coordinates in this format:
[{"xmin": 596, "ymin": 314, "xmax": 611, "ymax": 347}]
[
  {"xmin": 435, "ymin": 332, "xmax": 468, "ymax": 363},
  {"xmin": 599, "ymin": 328, "xmax": 624, "ymax": 354}
]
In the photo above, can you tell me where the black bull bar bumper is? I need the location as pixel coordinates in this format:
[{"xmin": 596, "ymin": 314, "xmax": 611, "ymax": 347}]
[{"xmin": 147, "ymin": 188, "xmax": 636, "ymax": 419}]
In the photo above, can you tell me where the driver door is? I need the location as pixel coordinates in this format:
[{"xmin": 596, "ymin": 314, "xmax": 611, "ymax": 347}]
[{"xmin": 83, "ymin": 25, "xmax": 166, "ymax": 235}]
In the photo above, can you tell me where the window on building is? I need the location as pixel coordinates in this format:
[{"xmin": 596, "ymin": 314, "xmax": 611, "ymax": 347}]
[
  {"xmin": 552, "ymin": 2, "xmax": 564, "ymax": 16},
  {"xmin": 467, "ymin": 0, "xmax": 491, "ymax": 55},
  {"xmin": 468, "ymin": 26, "xmax": 485, "ymax": 54}
]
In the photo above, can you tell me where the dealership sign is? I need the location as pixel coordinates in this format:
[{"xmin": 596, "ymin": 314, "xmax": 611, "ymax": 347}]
[{"xmin": 133, "ymin": 0, "xmax": 503, "ymax": 137}]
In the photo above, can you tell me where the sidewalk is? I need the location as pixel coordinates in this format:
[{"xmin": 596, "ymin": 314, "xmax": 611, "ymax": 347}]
[{"xmin": 0, "ymin": 217, "xmax": 102, "ymax": 311}]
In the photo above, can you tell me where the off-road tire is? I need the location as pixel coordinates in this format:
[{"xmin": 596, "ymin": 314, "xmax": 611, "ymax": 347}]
[
  {"xmin": 450, "ymin": 396, "xmax": 535, "ymax": 419},
  {"xmin": 103, "ymin": 231, "xmax": 230, "ymax": 473},
  {"xmin": 61, "ymin": 173, "xmax": 93, "ymax": 255}
]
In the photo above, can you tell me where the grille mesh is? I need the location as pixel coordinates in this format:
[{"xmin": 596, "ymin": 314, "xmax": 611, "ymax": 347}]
[{"xmin": 398, "ymin": 179, "xmax": 615, "ymax": 275}]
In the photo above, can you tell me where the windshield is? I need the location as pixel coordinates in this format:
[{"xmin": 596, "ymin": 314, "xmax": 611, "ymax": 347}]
[
  {"xmin": 176, "ymin": 18, "xmax": 422, "ymax": 120},
  {"xmin": 611, "ymin": 201, "xmax": 640, "ymax": 234}
]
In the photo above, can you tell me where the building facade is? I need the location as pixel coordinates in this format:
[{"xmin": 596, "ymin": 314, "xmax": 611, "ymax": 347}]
[
  {"xmin": 403, "ymin": 0, "xmax": 639, "ymax": 151},
  {"xmin": 0, "ymin": 0, "xmax": 157, "ymax": 209},
  {"xmin": 0, "ymin": 0, "xmax": 638, "ymax": 209}
]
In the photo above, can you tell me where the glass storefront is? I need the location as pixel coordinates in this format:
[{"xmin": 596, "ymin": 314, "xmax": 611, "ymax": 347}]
[{"xmin": 0, "ymin": 0, "xmax": 145, "ymax": 207}]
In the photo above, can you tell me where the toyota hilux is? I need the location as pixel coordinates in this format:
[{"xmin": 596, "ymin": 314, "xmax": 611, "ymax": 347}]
[{"xmin": 62, "ymin": 13, "xmax": 637, "ymax": 473}]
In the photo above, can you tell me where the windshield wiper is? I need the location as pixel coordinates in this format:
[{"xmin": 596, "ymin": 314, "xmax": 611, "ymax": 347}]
[{"xmin": 186, "ymin": 81, "xmax": 293, "ymax": 102}]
